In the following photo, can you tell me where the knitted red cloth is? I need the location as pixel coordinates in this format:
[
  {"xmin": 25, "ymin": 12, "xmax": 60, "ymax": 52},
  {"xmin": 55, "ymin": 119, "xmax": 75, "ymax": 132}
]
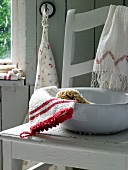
[{"xmin": 20, "ymin": 86, "xmax": 76, "ymax": 138}]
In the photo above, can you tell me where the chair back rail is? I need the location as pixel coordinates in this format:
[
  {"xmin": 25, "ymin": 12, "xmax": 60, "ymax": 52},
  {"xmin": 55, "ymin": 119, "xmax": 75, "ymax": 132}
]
[{"xmin": 62, "ymin": 6, "xmax": 109, "ymax": 87}]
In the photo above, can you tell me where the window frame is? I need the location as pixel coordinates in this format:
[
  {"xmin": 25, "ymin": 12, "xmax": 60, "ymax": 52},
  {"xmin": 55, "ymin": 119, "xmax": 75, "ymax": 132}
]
[{"xmin": 11, "ymin": 0, "xmax": 37, "ymax": 86}]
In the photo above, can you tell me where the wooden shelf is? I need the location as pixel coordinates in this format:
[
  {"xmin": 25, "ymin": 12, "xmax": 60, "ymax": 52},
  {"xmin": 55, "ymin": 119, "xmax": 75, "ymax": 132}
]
[{"xmin": 0, "ymin": 78, "xmax": 25, "ymax": 86}]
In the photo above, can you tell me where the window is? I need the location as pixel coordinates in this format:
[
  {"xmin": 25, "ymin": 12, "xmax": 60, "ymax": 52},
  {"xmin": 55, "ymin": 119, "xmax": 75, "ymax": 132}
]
[
  {"xmin": 0, "ymin": 0, "xmax": 11, "ymax": 59},
  {"xmin": 0, "ymin": 0, "xmax": 37, "ymax": 84}
]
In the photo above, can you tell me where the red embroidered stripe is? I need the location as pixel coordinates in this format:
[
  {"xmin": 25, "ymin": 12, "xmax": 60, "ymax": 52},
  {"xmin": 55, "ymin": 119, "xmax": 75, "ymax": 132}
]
[
  {"xmin": 4, "ymin": 74, "xmax": 7, "ymax": 80},
  {"xmin": 8, "ymin": 75, "xmax": 11, "ymax": 80},
  {"xmin": 29, "ymin": 100, "xmax": 75, "ymax": 121},
  {"xmin": 29, "ymin": 98, "xmax": 58, "ymax": 114},
  {"xmin": 96, "ymin": 51, "xmax": 128, "ymax": 65},
  {"xmin": 115, "ymin": 55, "xmax": 126, "ymax": 65}
]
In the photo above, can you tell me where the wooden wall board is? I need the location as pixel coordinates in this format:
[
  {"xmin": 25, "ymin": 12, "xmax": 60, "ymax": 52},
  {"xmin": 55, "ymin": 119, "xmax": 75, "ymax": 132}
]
[
  {"xmin": 94, "ymin": 0, "xmax": 124, "ymax": 53},
  {"xmin": 37, "ymin": 0, "xmax": 65, "ymax": 87},
  {"xmin": 17, "ymin": 0, "xmax": 26, "ymax": 76},
  {"xmin": 1, "ymin": 86, "xmax": 29, "ymax": 130},
  {"xmin": 95, "ymin": 0, "xmax": 124, "ymax": 7},
  {"xmin": 125, "ymin": 0, "xmax": 128, "ymax": 5},
  {"xmin": 67, "ymin": 0, "xmax": 94, "ymax": 13},
  {"xmin": 30, "ymin": 85, "xmax": 34, "ymax": 98},
  {"xmin": 53, "ymin": 0, "xmax": 66, "ymax": 87},
  {"xmin": 66, "ymin": 0, "xmax": 94, "ymax": 87},
  {"xmin": 25, "ymin": 0, "xmax": 37, "ymax": 86}
]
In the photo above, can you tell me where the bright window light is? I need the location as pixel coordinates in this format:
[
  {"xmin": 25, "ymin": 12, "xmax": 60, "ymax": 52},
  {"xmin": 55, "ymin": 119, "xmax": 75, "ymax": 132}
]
[{"xmin": 0, "ymin": 0, "xmax": 11, "ymax": 59}]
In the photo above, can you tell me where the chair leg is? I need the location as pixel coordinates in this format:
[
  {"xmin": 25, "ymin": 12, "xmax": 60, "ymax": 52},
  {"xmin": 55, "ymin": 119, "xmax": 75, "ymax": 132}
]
[
  {"xmin": 3, "ymin": 141, "xmax": 22, "ymax": 170},
  {"xmin": 65, "ymin": 167, "xmax": 73, "ymax": 170}
]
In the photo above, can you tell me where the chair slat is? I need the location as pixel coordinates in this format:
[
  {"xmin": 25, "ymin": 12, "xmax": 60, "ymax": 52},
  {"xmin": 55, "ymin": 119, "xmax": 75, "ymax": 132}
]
[
  {"xmin": 73, "ymin": 6, "xmax": 109, "ymax": 32},
  {"xmin": 62, "ymin": 7, "xmax": 109, "ymax": 87},
  {"xmin": 70, "ymin": 60, "xmax": 94, "ymax": 77}
]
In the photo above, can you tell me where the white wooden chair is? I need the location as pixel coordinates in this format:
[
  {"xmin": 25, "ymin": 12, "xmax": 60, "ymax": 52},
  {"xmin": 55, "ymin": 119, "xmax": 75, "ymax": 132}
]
[
  {"xmin": 1, "ymin": 6, "xmax": 112, "ymax": 170},
  {"xmin": 62, "ymin": 6, "xmax": 109, "ymax": 88},
  {"xmin": 28, "ymin": 7, "xmax": 110, "ymax": 170}
]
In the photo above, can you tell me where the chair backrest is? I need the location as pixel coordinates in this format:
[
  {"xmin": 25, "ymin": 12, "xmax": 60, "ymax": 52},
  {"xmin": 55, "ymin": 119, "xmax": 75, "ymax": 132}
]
[{"xmin": 61, "ymin": 6, "xmax": 109, "ymax": 88}]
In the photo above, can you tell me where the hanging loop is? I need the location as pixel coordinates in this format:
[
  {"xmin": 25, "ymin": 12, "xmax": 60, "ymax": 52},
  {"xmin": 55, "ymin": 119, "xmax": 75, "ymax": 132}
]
[
  {"xmin": 45, "ymin": 3, "xmax": 48, "ymax": 12},
  {"xmin": 39, "ymin": 2, "xmax": 56, "ymax": 18}
]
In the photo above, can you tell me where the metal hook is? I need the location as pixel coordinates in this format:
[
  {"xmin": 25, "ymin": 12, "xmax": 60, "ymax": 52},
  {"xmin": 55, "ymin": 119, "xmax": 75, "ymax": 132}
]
[{"xmin": 39, "ymin": 2, "xmax": 56, "ymax": 18}]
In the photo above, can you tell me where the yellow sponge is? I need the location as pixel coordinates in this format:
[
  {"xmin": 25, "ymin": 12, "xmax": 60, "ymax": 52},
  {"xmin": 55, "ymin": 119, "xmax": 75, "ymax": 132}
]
[{"xmin": 56, "ymin": 88, "xmax": 91, "ymax": 104}]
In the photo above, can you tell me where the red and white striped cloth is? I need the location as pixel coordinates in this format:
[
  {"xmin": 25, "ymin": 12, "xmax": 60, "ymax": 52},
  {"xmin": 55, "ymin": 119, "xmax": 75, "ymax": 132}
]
[
  {"xmin": 0, "ymin": 68, "xmax": 22, "ymax": 80},
  {"xmin": 0, "ymin": 73, "xmax": 19, "ymax": 80},
  {"xmin": 20, "ymin": 86, "xmax": 75, "ymax": 138}
]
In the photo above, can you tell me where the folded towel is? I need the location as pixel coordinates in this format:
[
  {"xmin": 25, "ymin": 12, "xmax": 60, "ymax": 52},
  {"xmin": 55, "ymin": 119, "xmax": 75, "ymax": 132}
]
[
  {"xmin": 0, "ymin": 68, "xmax": 23, "ymax": 80},
  {"xmin": 91, "ymin": 5, "xmax": 128, "ymax": 91},
  {"xmin": 20, "ymin": 86, "xmax": 76, "ymax": 138}
]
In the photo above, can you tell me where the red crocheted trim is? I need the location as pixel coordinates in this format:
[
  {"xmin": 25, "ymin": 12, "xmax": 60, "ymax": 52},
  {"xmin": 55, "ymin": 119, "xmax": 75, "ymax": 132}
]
[
  {"xmin": 20, "ymin": 131, "xmax": 33, "ymax": 138},
  {"xmin": 30, "ymin": 100, "xmax": 75, "ymax": 121},
  {"xmin": 96, "ymin": 51, "xmax": 128, "ymax": 65},
  {"xmin": 30, "ymin": 107, "xmax": 73, "ymax": 135}
]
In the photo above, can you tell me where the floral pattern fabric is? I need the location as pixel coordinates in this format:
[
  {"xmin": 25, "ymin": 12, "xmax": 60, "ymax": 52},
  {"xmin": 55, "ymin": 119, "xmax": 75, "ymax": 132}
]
[{"xmin": 34, "ymin": 9, "xmax": 59, "ymax": 90}]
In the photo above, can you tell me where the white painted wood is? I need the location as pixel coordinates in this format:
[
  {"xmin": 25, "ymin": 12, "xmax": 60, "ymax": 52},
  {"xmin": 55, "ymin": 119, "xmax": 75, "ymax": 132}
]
[
  {"xmin": 11, "ymin": 0, "xmax": 18, "ymax": 66},
  {"xmin": 70, "ymin": 60, "xmax": 94, "ymax": 77},
  {"xmin": 12, "ymin": 141, "xmax": 128, "ymax": 170},
  {"xmin": 1, "ymin": 86, "xmax": 29, "ymax": 130},
  {"xmin": 13, "ymin": 0, "xmax": 26, "ymax": 75},
  {"xmin": 3, "ymin": 123, "xmax": 128, "ymax": 151},
  {"xmin": 0, "ymin": 79, "xmax": 24, "ymax": 87},
  {"xmin": 1, "ymin": 87, "xmax": 28, "ymax": 170},
  {"xmin": 62, "ymin": 7, "xmax": 109, "ymax": 88},
  {"xmin": 2, "ymin": 124, "xmax": 128, "ymax": 170},
  {"xmin": 73, "ymin": 6, "xmax": 109, "ymax": 32},
  {"xmin": 3, "ymin": 141, "xmax": 12, "ymax": 170},
  {"xmin": 3, "ymin": 141, "xmax": 22, "ymax": 170},
  {"xmin": 12, "ymin": 0, "xmax": 37, "ymax": 86},
  {"xmin": 62, "ymin": 9, "xmax": 76, "ymax": 87}
]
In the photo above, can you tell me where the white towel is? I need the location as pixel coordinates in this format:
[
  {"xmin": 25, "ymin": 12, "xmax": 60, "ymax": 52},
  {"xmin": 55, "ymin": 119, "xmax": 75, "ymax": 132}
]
[
  {"xmin": 34, "ymin": 9, "xmax": 59, "ymax": 90},
  {"xmin": 91, "ymin": 5, "xmax": 128, "ymax": 91},
  {"xmin": 0, "ymin": 68, "xmax": 22, "ymax": 80},
  {"xmin": 20, "ymin": 86, "xmax": 75, "ymax": 137}
]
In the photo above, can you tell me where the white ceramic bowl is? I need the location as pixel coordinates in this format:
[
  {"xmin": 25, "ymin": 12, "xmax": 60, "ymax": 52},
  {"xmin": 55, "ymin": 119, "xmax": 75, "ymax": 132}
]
[{"xmin": 62, "ymin": 88, "xmax": 128, "ymax": 134}]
